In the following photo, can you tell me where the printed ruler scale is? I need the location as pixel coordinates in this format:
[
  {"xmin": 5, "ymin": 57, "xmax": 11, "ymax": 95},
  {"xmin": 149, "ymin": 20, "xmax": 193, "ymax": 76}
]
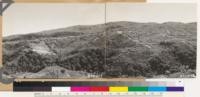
[{"xmin": 34, "ymin": 92, "xmax": 163, "ymax": 97}]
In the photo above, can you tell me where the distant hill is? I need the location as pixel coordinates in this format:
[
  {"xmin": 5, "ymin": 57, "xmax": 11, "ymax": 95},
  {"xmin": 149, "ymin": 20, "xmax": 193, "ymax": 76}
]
[{"xmin": 3, "ymin": 21, "xmax": 197, "ymax": 78}]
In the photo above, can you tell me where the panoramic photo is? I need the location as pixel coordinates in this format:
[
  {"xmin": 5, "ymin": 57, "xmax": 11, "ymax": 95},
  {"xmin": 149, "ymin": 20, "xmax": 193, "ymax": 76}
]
[{"xmin": 1, "ymin": 3, "xmax": 197, "ymax": 79}]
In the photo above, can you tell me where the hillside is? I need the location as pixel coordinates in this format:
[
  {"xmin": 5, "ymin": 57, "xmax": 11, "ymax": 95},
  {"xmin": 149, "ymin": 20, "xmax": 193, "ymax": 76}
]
[{"xmin": 2, "ymin": 21, "xmax": 197, "ymax": 78}]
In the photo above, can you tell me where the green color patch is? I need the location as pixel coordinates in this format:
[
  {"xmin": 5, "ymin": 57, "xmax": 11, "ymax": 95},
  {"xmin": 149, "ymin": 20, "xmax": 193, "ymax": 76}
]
[{"xmin": 128, "ymin": 87, "xmax": 148, "ymax": 92}]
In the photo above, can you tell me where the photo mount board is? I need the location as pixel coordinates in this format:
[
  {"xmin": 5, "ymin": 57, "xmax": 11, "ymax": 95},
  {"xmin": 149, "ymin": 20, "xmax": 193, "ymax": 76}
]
[{"xmin": 0, "ymin": 0, "xmax": 197, "ymax": 91}]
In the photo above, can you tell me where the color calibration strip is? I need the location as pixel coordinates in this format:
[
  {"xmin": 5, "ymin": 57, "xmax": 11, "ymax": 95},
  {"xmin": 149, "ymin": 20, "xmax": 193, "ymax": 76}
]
[
  {"xmin": 13, "ymin": 81, "xmax": 184, "ymax": 92},
  {"xmin": 51, "ymin": 86, "xmax": 184, "ymax": 92}
]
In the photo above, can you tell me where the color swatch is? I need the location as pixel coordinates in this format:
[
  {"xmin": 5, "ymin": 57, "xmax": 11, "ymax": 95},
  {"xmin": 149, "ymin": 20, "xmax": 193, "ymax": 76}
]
[{"xmin": 13, "ymin": 81, "xmax": 184, "ymax": 92}]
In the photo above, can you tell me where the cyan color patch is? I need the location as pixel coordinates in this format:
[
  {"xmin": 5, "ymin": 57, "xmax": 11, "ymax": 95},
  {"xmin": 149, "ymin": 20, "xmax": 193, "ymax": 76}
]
[{"xmin": 148, "ymin": 87, "xmax": 167, "ymax": 92}]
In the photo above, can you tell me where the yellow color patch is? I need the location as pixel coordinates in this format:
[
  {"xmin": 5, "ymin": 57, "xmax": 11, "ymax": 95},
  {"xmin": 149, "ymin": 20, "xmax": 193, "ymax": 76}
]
[{"xmin": 109, "ymin": 86, "xmax": 128, "ymax": 92}]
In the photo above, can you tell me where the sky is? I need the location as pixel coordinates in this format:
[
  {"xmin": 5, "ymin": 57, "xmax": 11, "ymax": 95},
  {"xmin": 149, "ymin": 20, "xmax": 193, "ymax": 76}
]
[
  {"xmin": 3, "ymin": 3, "xmax": 105, "ymax": 36},
  {"xmin": 3, "ymin": 3, "xmax": 197, "ymax": 36},
  {"xmin": 107, "ymin": 3, "xmax": 197, "ymax": 23}
]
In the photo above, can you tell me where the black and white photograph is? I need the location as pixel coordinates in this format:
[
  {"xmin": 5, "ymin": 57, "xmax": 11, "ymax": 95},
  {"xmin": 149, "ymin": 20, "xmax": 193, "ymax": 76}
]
[{"xmin": 2, "ymin": 3, "xmax": 197, "ymax": 79}]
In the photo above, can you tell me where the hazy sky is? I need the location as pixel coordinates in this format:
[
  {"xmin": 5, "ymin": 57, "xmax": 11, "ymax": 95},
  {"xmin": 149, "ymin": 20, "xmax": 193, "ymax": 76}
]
[
  {"xmin": 3, "ymin": 3, "xmax": 197, "ymax": 36},
  {"xmin": 3, "ymin": 3, "xmax": 105, "ymax": 36},
  {"xmin": 107, "ymin": 3, "xmax": 197, "ymax": 23}
]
